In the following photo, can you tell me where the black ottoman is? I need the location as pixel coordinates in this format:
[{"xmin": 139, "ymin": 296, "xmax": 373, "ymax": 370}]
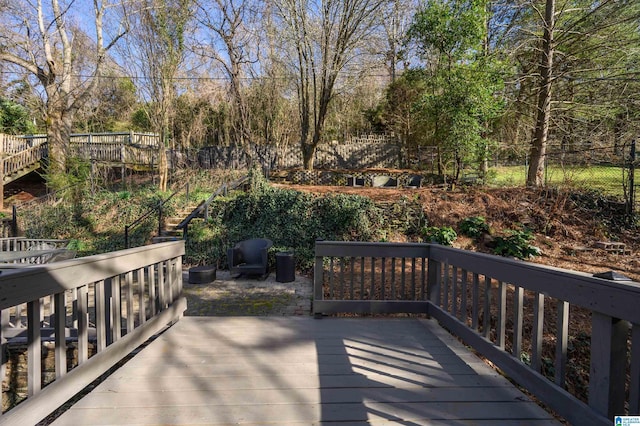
[{"xmin": 188, "ymin": 265, "xmax": 217, "ymax": 284}]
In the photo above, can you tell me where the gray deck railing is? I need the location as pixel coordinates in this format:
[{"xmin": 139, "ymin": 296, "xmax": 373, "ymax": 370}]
[
  {"xmin": 313, "ymin": 240, "xmax": 640, "ymax": 426},
  {"xmin": 0, "ymin": 241, "xmax": 186, "ymax": 425},
  {"xmin": 0, "ymin": 237, "xmax": 69, "ymax": 252}
]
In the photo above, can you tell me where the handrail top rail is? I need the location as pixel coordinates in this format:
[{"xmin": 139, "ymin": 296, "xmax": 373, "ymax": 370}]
[
  {"xmin": 429, "ymin": 243, "xmax": 640, "ymax": 291},
  {"xmin": 315, "ymin": 240, "xmax": 430, "ymax": 258},
  {"xmin": 19, "ymin": 131, "xmax": 158, "ymax": 138},
  {"xmin": 0, "ymin": 237, "xmax": 67, "ymax": 243},
  {"xmin": 176, "ymin": 175, "xmax": 248, "ymax": 230},
  {"xmin": 0, "ymin": 241, "xmax": 185, "ymax": 310},
  {"xmin": 126, "ymin": 182, "xmax": 189, "ymax": 231},
  {"xmin": 316, "ymin": 240, "xmax": 429, "ymax": 250}
]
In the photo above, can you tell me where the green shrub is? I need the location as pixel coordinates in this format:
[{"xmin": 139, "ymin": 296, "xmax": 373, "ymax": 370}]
[
  {"xmin": 198, "ymin": 183, "xmax": 383, "ymax": 271},
  {"xmin": 459, "ymin": 216, "xmax": 490, "ymax": 239},
  {"xmin": 493, "ymin": 229, "xmax": 541, "ymax": 259},
  {"xmin": 421, "ymin": 226, "xmax": 457, "ymax": 245}
]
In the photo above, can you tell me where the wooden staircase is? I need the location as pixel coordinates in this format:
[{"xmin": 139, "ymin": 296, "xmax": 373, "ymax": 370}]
[{"xmin": 152, "ymin": 205, "xmax": 202, "ymax": 244}]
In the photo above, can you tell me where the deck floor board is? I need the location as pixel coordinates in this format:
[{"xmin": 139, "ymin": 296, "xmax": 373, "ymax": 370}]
[{"xmin": 52, "ymin": 317, "xmax": 559, "ymax": 425}]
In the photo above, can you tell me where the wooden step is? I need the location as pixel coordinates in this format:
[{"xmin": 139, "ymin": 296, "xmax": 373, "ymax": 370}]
[
  {"xmin": 160, "ymin": 229, "xmax": 183, "ymax": 237},
  {"xmin": 151, "ymin": 236, "xmax": 181, "ymax": 244}
]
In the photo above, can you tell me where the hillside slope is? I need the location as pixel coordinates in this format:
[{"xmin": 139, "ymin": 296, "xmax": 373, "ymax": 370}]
[{"xmin": 280, "ymin": 184, "xmax": 640, "ymax": 281}]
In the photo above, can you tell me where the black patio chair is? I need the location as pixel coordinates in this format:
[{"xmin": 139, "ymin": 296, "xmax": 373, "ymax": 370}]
[{"xmin": 227, "ymin": 238, "xmax": 273, "ymax": 278}]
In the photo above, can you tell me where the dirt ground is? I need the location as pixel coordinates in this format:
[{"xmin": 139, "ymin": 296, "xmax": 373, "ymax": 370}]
[{"xmin": 276, "ymin": 183, "xmax": 640, "ymax": 282}]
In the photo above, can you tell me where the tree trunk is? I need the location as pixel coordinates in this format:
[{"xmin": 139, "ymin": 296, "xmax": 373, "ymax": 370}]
[
  {"xmin": 46, "ymin": 105, "xmax": 72, "ymax": 179},
  {"xmin": 527, "ymin": 0, "xmax": 555, "ymax": 187},
  {"xmin": 302, "ymin": 146, "xmax": 315, "ymax": 170},
  {"xmin": 158, "ymin": 123, "xmax": 169, "ymax": 192}
]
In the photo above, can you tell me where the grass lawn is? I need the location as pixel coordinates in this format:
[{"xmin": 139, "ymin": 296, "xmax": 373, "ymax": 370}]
[{"xmin": 490, "ymin": 164, "xmax": 628, "ymax": 198}]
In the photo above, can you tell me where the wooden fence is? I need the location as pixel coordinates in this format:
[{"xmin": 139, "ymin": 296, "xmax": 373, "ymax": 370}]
[
  {"xmin": 313, "ymin": 241, "xmax": 640, "ymax": 425},
  {"xmin": 0, "ymin": 241, "xmax": 186, "ymax": 425},
  {"xmin": 21, "ymin": 132, "xmax": 159, "ymax": 148},
  {"xmin": 197, "ymin": 141, "xmax": 404, "ymax": 171}
]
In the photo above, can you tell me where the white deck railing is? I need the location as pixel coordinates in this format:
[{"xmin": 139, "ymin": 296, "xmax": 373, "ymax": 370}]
[{"xmin": 314, "ymin": 241, "xmax": 640, "ymax": 425}]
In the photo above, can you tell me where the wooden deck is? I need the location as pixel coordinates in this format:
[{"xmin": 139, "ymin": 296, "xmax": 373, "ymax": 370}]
[{"xmin": 51, "ymin": 317, "xmax": 559, "ymax": 425}]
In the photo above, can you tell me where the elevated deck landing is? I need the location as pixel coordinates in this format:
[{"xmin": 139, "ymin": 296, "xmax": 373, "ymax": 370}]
[{"xmin": 52, "ymin": 317, "xmax": 559, "ymax": 425}]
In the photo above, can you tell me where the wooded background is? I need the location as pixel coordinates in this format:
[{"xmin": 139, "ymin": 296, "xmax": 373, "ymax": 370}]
[{"xmin": 0, "ymin": 0, "xmax": 638, "ymax": 188}]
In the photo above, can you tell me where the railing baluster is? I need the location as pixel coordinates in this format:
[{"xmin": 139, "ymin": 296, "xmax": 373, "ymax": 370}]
[
  {"xmin": 370, "ymin": 258, "xmax": 376, "ymax": 299},
  {"xmin": 513, "ymin": 285, "xmax": 524, "ymax": 359},
  {"xmin": 166, "ymin": 260, "xmax": 174, "ymax": 305},
  {"xmin": 461, "ymin": 269, "xmax": 468, "ymax": 323},
  {"xmin": 401, "ymin": 259, "xmax": 406, "ymax": 301},
  {"xmin": 359, "ymin": 257, "xmax": 365, "ymax": 300},
  {"xmin": 349, "ymin": 257, "xmax": 355, "ymax": 300},
  {"xmin": 381, "ymin": 258, "xmax": 386, "ymax": 300},
  {"xmin": 411, "ymin": 258, "xmax": 416, "ymax": 300},
  {"xmin": 149, "ymin": 264, "xmax": 157, "ymax": 316},
  {"xmin": 126, "ymin": 270, "xmax": 134, "ymax": 333},
  {"xmin": 532, "ymin": 292, "xmax": 545, "ymax": 373},
  {"xmin": 339, "ymin": 258, "xmax": 345, "ymax": 300},
  {"xmin": 175, "ymin": 257, "xmax": 183, "ymax": 302},
  {"xmin": 54, "ymin": 292, "xmax": 67, "ymax": 378},
  {"xmin": 329, "ymin": 257, "xmax": 334, "ymax": 299},
  {"xmin": 27, "ymin": 299, "xmax": 41, "ymax": 396},
  {"xmin": 171, "ymin": 258, "xmax": 179, "ymax": 303},
  {"xmin": 452, "ymin": 266, "xmax": 458, "ymax": 317},
  {"xmin": 112, "ymin": 275, "xmax": 122, "ymax": 342},
  {"xmin": 471, "ymin": 273, "xmax": 479, "ymax": 330},
  {"xmin": 391, "ymin": 257, "xmax": 396, "ymax": 300},
  {"xmin": 443, "ymin": 262, "xmax": 449, "ymax": 311},
  {"xmin": 482, "ymin": 276, "xmax": 491, "ymax": 339},
  {"xmin": 78, "ymin": 285, "xmax": 89, "ymax": 364},
  {"xmin": 138, "ymin": 267, "xmax": 146, "ymax": 324},
  {"xmin": 497, "ymin": 281, "xmax": 507, "ymax": 349},
  {"xmin": 95, "ymin": 280, "xmax": 107, "ymax": 352},
  {"xmin": 158, "ymin": 263, "xmax": 166, "ymax": 310},
  {"xmin": 421, "ymin": 257, "xmax": 426, "ymax": 301},
  {"xmin": 555, "ymin": 300, "xmax": 569, "ymax": 386}
]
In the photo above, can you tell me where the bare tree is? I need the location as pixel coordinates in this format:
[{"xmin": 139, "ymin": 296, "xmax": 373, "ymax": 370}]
[
  {"xmin": 195, "ymin": 0, "xmax": 261, "ymax": 151},
  {"xmin": 0, "ymin": 0, "xmax": 127, "ymax": 179},
  {"xmin": 121, "ymin": 0, "xmax": 194, "ymax": 191},
  {"xmin": 380, "ymin": 0, "xmax": 417, "ymax": 83},
  {"xmin": 272, "ymin": 0, "xmax": 384, "ymax": 170}
]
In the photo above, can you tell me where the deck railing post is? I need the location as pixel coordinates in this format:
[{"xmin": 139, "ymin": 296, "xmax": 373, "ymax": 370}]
[
  {"xmin": 313, "ymin": 244, "xmax": 325, "ymax": 319},
  {"xmin": 1, "ymin": 308, "xmax": 8, "ymax": 414},
  {"xmin": 11, "ymin": 205, "xmax": 17, "ymax": 237},
  {"xmin": 589, "ymin": 312, "xmax": 628, "ymax": 419},
  {"xmin": 426, "ymin": 246, "xmax": 441, "ymax": 311}
]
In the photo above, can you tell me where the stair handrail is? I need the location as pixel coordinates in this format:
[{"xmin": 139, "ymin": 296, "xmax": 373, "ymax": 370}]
[
  {"xmin": 124, "ymin": 182, "xmax": 189, "ymax": 249},
  {"xmin": 175, "ymin": 175, "xmax": 248, "ymax": 237}
]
